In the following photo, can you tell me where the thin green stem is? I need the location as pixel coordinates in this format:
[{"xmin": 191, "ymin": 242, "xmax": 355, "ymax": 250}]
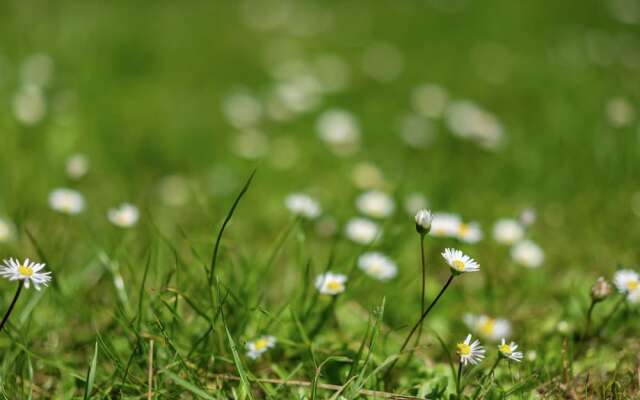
[
  {"xmin": 0, "ymin": 282, "xmax": 24, "ymax": 333},
  {"xmin": 406, "ymin": 234, "xmax": 428, "ymax": 366},
  {"xmin": 582, "ymin": 299, "xmax": 596, "ymax": 340},
  {"xmin": 473, "ymin": 357, "xmax": 501, "ymax": 399},
  {"xmin": 456, "ymin": 361, "xmax": 463, "ymax": 397}
]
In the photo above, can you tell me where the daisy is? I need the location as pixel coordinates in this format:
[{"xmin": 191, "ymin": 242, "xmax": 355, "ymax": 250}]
[
  {"xmin": 108, "ymin": 203, "xmax": 140, "ymax": 228},
  {"xmin": 457, "ymin": 334, "xmax": 485, "ymax": 365},
  {"xmin": 0, "ymin": 218, "xmax": 14, "ymax": 243},
  {"xmin": 457, "ymin": 221, "xmax": 483, "ymax": 243},
  {"xmin": 591, "ymin": 277, "xmax": 612, "ymax": 301},
  {"xmin": 442, "ymin": 248, "xmax": 480, "ymax": 274},
  {"xmin": 344, "ymin": 218, "xmax": 381, "ymax": 245},
  {"xmin": 245, "ymin": 335, "xmax": 276, "ymax": 360},
  {"xmin": 492, "ymin": 219, "xmax": 524, "ymax": 244},
  {"xmin": 49, "ymin": 188, "xmax": 85, "ymax": 215},
  {"xmin": 355, "ymin": 190, "xmax": 395, "ymax": 218},
  {"xmin": 357, "ymin": 252, "xmax": 397, "ymax": 281},
  {"xmin": 66, "ymin": 153, "xmax": 89, "ymax": 180},
  {"xmin": 429, "ymin": 212, "xmax": 461, "ymax": 238},
  {"xmin": 285, "ymin": 193, "xmax": 321, "ymax": 219},
  {"xmin": 315, "ymin": 272, "xmax": 347, "ymax": 295},
  {"xmin": 316, "ymin": 109, "xmax": 360, "ymax": 155},
  {"xmin": 0, "ymin": 258, "xmax": 52, "ymax": 290},
  {"xmin": 511, "ymin": 240, "xmax": 544, "ymax": 268},
  {"xmin": 414, "ymin": 209, "xmax": 433, "ymax": 235},
  {"xmin": 464, "ymin": 314, "xmax": 511, "ymax": 341},
  {"xmin": 613, "ymin": 269, "xmax": 640, "ymax": 294},
  {"xmin": 498, "ymin": 339, "xmax": 523, "ymax": 362}
]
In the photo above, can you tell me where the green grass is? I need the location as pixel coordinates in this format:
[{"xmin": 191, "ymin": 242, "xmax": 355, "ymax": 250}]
[{"xmin": 0, "ymin": 0, "xmax": 639, "ymax": 398}]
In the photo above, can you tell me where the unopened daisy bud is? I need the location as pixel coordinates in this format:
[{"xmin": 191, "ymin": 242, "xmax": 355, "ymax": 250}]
[
  {"xmin": 414, "ymin": 209, "xmax": 432, "ymax": 235},
  {"xmin": 590, "ymin": 277, "xmax": 611, "ymax": 302}
]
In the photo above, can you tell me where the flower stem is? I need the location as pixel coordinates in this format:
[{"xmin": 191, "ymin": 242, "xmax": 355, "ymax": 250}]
[
  {"xmin": 582, "ymin": 299, "xmax": 596, "ymax": 340},
  {"xmin": 0, "ymin": 282, "xmax": 23, "ymax": 333},
  {"xmin": 407, "ymin": 234, "xmax": 427, "ymax": 364},
  {"xmin": 472, "ymin": 357, "xmax": 501, "ymax": 399},
  {"xmin": 384, "ymin": 273, "xmax": 455, "ymax": 380},
  {"xmin": 456, "ymin": 361, "xmax": 463, "ymax": 397}
]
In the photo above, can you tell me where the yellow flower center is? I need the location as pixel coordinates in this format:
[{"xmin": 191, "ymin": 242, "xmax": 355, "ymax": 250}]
[
  {"xmin": 452, "ymin": 260, "xmax": 465, "ymax": 271},
  {"xmin": 254, "ymin": 338, "xmax": 269, "ymax": 351},
  {"xmin": 479, "ymin": 319, "xmax": 496, "ymax": 336},
  {"xmin": 459, "ymin": 224, "xmax": 470, "ymax": 236},
  {"xmin": 457, "ymin": 342, "xmax": 471, "ymax": 356},
  {"xmin": 18, "ymin": 264, "xmax": 33, "ymax": 277},
  {"xmin": 627, "ymin": 281, "xmax": 638, "ymax": 291},
  {"xmin": 499, "ymin": 344, "xmax": 512, "ymax": 354},
  {"xmin": 326, "ymin": 281, "xmax": 343, "ymax": 291}
]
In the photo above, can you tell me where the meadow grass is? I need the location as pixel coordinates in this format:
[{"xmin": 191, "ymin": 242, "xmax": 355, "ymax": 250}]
[{"xmin": 0, "ymin": 0, "xmax": 639, "ymax": 398}]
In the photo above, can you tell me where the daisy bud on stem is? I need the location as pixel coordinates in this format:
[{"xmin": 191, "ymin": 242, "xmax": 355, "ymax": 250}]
[
  {"xmin": 414, "ymin": 209, "xmax": 432, "ymax": 235},
  {"xmin": 583, "ymin": 277, "xmax": 612, "ymax": 341},
  {"xmin": 412, "ymin": 209, "xmax": 432, "ymax": 360}
]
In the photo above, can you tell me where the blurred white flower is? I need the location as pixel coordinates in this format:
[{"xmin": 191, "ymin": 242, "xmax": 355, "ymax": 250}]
[
  {"xmin": 49, "ymin": 188, "xmax": 85, "ymax": 215},
  {"xmin": 361, "ymin": 42, "xmax": 404, "ymax": 83},
  {"xmin": 464, "ymin": 314, "xmax": 511, "ymax": 341},
  {"xmin": 498, "ymin": 339, "xmax": 523, "ymax": 362},
  {"xmin": 108, "ymin": 203, "xmax": 140, "ymax": 228},
  {"xmin": 66, "ymin": 153, "xmax": 90, "ymax": 180},
  {"xmin": 222, "ymin": 90, "xmax": 263, "ymax": 129},
  {"xmin": 355, "ymin": 190, "xmax": 395, "ymax": 218},
  {"xmin": 13, "ymin": 85, "xmax": 46, "ymax": 125},
  {"xmin": 0, "ymin": 218, "xmax": 14, "ymax": 243},
  {"xmin": 245, "ymin": 335, "xmax": 276, "ymax": 359},
  {"xmin": 351, "ymin": 162, "xmax": 385, "ymax": 189},
  {"xmin": 457, "ymin": 222, "xmax": 483, "ymax": 243},
  {"xmin": 357, "ymin": 252, "xmax": 397, "ymax": 281},
  {"xmin": 315, "ymin": 272, "xmax": 347, "ymax": 295},
  {"xmin": 316, "ymin": 109, "xmax": 360, "ymax": 155},
  {"xmin": 158, "ymin": 175, "xmax": 191, "ymax": 206},
  {"xmin": 606, "ymin": 97, "xmax": 635, "ymax": 128},
  {"xmin": 404, "ymin": 193, "xmax": 429, "ymax": 216},
  {"xmin": 511, "ymin": 240, "xmax": 544, "ymax": 268},
  {"xmin": 285, "ymin": 193, "xmax": 321, "ymax": 219},
  {"xmin": 0, "ymin": 258, "xmax": 52, "ymax": 291},
  {"xmin": 493, "ymin": 219, "xmax": 524, "ymax": 244},
  {"xmin": 398, "ymin": 113, "xmax": 434, "ymax": 149},
  {"xmin": 231, "ymin": 130, "xmax": 269, "ymax": 159},
  {"xmin": 411, "ymin": 84, "xmax": 448, "ymax": 118},
  {"xmin": 344, "ymin": 217, "xmax": 380, "ymax": 245},
  {"xmin": 442, "ymin": 248, "xmax": 480, "ymax": 273},
  {"xmin": 613, "ymin": 269, "xmax": 639, "ymax": 295},
  {"xmin": 429, "ymin": 212, "xmax": 462, "ymax": 238},
  {"xmin": 526, "ymin": 350, "xmax": 537, "ymax": 361},
  {"xmin": 445, "ymin": 100, "xmax": 504, "ymax": 150},
  {"xmin": 519, "ymin": 208, "xmax": 537, "ymax": 226},
  {"xmin": 457, "ymin": 334, "xmax": 485, "ymax": 365}
]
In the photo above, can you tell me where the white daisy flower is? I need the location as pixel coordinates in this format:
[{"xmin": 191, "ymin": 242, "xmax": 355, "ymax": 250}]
[
  {"xmin": 66, "ymin": 153, "xmax": 89, "ymax": 180},
  {"xmin": 414, "ymin": 209, "xmax": 433, "ymax": 234},
  {"xmin": 108, "ymin": 203, "xmax": 140, "ymax": 228},
  {"xmin": 49, "ymin": 188, "xmax": 85, "ymax": 215},
  {"xmin": 457, "ymin": 221, "xmax": 483, "ymax": 244},
  {"xmin": 355, "ymin": 190, "xmax": 395, "ymax": 218},
  {"xmin": 316, "ymin": 109, "xmax": 360, "ymax": 155},
  {"xmin": 498, "ymin": 338, "xmax": 523, "ymax": 362},
  {"xmin": 511, "ymin": 240, "xmax": 544, "ymax": 268},
  {"xmin": 464, "ymin": 314, "xmax": 511, "ymax": 341},
  {"xmin": 357, "ymin": 252, "xmax": 397, "ymax": 281},
  {"xmin": 493, "ymin": 219, "xmax": 524, "ymax": 244},
  {"xmin": 519, "ymin": 208, "xmax": 536, "ymax": 226},
  {"xmin": 285, "ymin": 193, "xmax": 321, "ymax": 219},
  {"xmin": 442, "ymin": 248, "xmax": 480, "ymax": 274},
  {"xmin": 0, "ymin": 218, "xmax": 14, "ymax": 243},
  {"xmin": 0, "ymin": 258, "xmax": 52, "ymax": 290},
  {"xmin": 429, "ymin": 212, "xmax": 461, "ymax": 238},
  {"xmin": 613, "ymin": 269, "xmax": 640, "ymax": 294},
  {"xmin": 315, "ymin": 272, "xmax": 347, "ymax": 295},
  {"xmin": 456, "ymin": 334, "xmax": 485, "ymax": 365},
  {"xmin": 245, "ymin": 335, "xmax": 276, "ymax": 360},
  {"xmin": 344, "ymin": 218, "xmax": 381, "ymax": 245}
]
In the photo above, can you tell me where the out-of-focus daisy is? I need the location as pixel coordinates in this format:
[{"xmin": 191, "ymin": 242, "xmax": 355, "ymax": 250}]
[
  {"xmin": 13, "ymin": 85, "xmax": 46, "ymax": 125},
  {"xmin": 457, "ymin": 221, "xmax": 483, "ymax": 243},
  {"xmin": 357, "ymin": 252, "xmax": 397, "ymax": 281},
  {"xmin": 245, "ymin": 335, "xmax": 276, "ymax": 360},
  {"xmin": 464, "ymin": 314, "xmax": 511, "ymax": 341},
  {"xmin": 351, "ymin": 162, "xmax": 385, "ymax": 189},
  {"xmin": 456, "ymin": 334, "xmax": 485, "ymax": 365},
  {"xmin": 511, "ymin": 240, "xmax": 544, "ymax": 268},
  {"xmin": 613, "ymin": 269, "xmax": 639, "ymax": 295},
  {"xmin": 411, "ymin": 84, "xmax": 448, "ymax": 118},
  {"xmin": 285, "ymin": 193, "xmax": 321, "ymax": 219},
  {"xmin": 222, "ymin": 90, "xmax": 263, "ymax": 129},
  {"xmin": 398, "ymin": 113, "xmax": 434, "ymax": 149},
  {"xmin": 65, "ymin": 153, "xmax": 89, "ymax": 179},
  {"xmin": 344, "ymin": 218, "xmax": 381, "ymax": 245},
  {"xmin": 0, "ymin": 218, "xmax": 14, "ymax": 243},
  {"xmin": 316, "ymin": 109, "xmax": 360, "ymax": 155},
  {"xmin": 415, "ymin": 209, "xmax": 433, "ymax": 235},
  {"xmin": 404, "ymin": 193, "xmax": 429, "ymax": 216},
  {"xmin": 498, "ymin": 339, "xmax": 523, "ymax": 362},
  {"xmin": 429, "ymin": 212, "xmax": 461, "ymax": 238},
  {"xmin": 355, "ymin": 190, "xmax": 395, "ymax": 218},
  {"xmin": 493, "ymin": 219, "xmax": 524, "ymax": 244},
  {"xmin": 606, "ymin": 97, "xmax": 635, "ymax": 128},
  {"xmin": 49, "ymin": 188, "xmax": 85, "ymax": 215},
  {"xmin": 108, "ymin": 203, "xmax": 140, "ymax": 228},
  {"xmin": 158, "ymin": 174, "xmax": 191, "ymax": 207},
  {"xmin": 315, "ymin": 272, "xmax": 347, "ymax": 295},
  {"xmin": 519, "ymin": 208, "xmax": 536, "ymax": 226},
  {"xmin": 445, "ymin": 100, "xmax": 504, "ymax": 150},
  {"xmin": 0, "ymin": 258, "xmax": 52, "ymax": 290},
  {"xmin": 442, "ymin": 248, "xmax": 480, "ymax": 274},
  {"xmin": 591, "ymin": 277, "xmax": 612, "ymax": 301}
]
